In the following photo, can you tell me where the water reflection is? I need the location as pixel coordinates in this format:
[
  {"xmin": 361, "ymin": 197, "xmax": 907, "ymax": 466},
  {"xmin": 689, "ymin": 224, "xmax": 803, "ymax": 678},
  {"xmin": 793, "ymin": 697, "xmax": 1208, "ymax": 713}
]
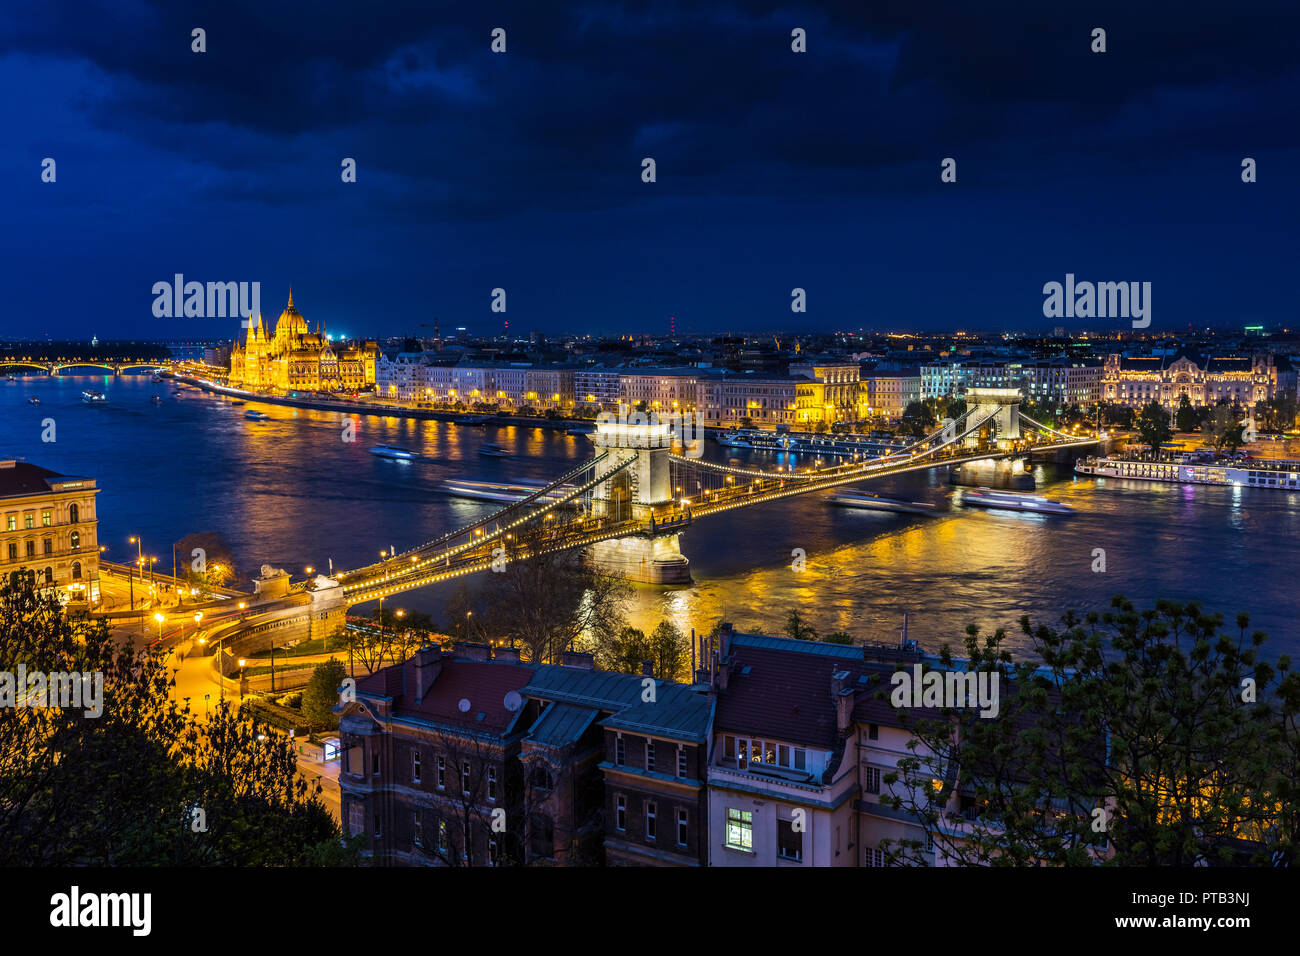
[{"xmin": 2, "ymin": 374, "xmax": 1297, "ymax": 659}]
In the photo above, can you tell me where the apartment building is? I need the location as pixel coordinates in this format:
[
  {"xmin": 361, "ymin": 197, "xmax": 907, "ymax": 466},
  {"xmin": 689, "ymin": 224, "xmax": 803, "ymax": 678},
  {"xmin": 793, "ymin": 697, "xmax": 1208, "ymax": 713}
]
[
  {"xmin": 338, "ymin": 643, "xmax": 711, "ymax": 866},
  {"xmin": 0, "ymin": 460, "xmax": 100, "ymax": 607},
  {"xmin": 697, "ymin": 372, "xmax": 798, "ymax": 428},
  {"xmin": 860, "ymin": 368, "xmax": 922, "ymax": 418}
]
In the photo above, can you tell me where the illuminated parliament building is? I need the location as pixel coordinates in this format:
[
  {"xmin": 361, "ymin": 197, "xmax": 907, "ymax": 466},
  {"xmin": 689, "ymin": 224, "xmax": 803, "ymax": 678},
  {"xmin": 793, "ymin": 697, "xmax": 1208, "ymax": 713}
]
[{"xmin": 229, "ymin": 290, "xmax": 377, "ymax": 392}]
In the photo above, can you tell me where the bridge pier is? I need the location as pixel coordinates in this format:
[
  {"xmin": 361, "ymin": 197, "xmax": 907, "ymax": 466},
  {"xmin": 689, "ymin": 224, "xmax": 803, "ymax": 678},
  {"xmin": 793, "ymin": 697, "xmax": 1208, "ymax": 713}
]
[{"xmin": 583, "ymin": 533, "xmax": 691, "ymax": 585}]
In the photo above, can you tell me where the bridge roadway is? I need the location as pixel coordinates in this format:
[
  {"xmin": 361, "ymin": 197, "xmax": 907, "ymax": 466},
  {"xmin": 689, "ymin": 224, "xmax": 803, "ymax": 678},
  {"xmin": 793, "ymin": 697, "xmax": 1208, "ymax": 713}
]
[
  {"xmin": 336, "ymin": 428, "xmax": 1100, "ymax": 604},
  {"xmin": 0, "ymin": 360, "xmax": 167, "ymax": 375}
]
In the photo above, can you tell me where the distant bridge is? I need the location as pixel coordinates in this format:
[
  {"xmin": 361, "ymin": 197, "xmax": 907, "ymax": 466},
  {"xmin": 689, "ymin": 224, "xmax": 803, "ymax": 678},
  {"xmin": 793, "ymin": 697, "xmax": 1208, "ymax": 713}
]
[
  {"xmin": 329, "ymin": 388, "xmax": 1104, "ymax": 603},
  {"xmin": 0, "ymin": 360, "xmax": 168, "ymax": 376}
]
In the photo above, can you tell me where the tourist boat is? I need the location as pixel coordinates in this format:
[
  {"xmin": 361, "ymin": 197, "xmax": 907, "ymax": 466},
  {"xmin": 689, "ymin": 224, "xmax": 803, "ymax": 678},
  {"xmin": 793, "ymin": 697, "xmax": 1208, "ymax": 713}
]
[
  {"xmin": 1076, "ymin": 455, "xmax": 1300, "ymax": 491},
  {"xmin": 230, "ymin": 400, "xmax": 245, "ymax": 406},
  {"xmin": 960, "ymin": 488, "xmax": 1075, "ymax": 514},
  {"xmin": 716, "ymin": 430, "xmax": 756, "ymax": 448},
  {"xmin": 244, "ymin": 410, "xmax": 269, "ymax": 421},
  {"xmin": 478, "ymin": 443, "xmax": 510, "ymax": 457},
  {"xmin": 80, "ymin": 390, "xmax": 107, "ymax": 404},
  {"xmin": 827, "ymin": 489, "xmax": 936, "ymax": 515},
  {"xmin": 27, "ymin": 396, "xmax": 40, "ymax": 405},
  {"xmin": 440, "ymin": 478, "xmax": 576, "ymax": 504},
  {"xmin": 368, "ymin": 444, "xmax": 417, "ymax": 460},
  {"xmin": 151, "ymin": 374, "xmax": 163, "ymax": 384}
]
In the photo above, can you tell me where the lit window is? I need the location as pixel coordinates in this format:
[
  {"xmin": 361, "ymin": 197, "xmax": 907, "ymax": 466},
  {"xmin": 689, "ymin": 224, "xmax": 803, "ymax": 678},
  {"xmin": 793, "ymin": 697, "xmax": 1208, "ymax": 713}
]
[
  {"xmin": 646, "ymin": 801, "xmax": 657, "ymax": 841},
  {"xmin": 616, "ymin": 795, "xmax": 626, "ymax": 831},
  {"xmin": 725, "ymin": 808, "xmax": 753, "ymax": 851}
]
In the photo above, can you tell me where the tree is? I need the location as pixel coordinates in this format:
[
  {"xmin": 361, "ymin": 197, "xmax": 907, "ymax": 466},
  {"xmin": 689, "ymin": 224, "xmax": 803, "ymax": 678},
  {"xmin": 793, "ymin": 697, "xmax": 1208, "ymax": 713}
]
[
  {"xmin": 302, "ymin": 658, "xmax": 347, "ymax": 729},
  {"xmin": 901, "ymin": 400, "xmax": 937, "ymax": 438},
  {"xmin": 1174, "ymin": 394, "xmax": 1199, "ymax": 433},
  {"xmin": 648, "ymin": 619, "xmax": 690, "ymax": 681},
  {"xmin": 485, "ymin": 526, "xmax": 631, "ymax": 664},
  {"xmin": 174, "ymin": 531, "xmax": 238, "ymax": 589},
  {"xmin": 1134, "ymin": 400, "xmax": 1172, "ymax": 456},
  {"xmin": 943, "ymin": 397, "xmax": 967, "ymax": 421},
  {"xmin": 878, "ymin": 597, "xmax": 1297, "ymax": 867},
  {"xmin": 0, "ymin": 575, "xmax": 351, "ymax": 865},
  {"xmin": 1207, "ymin": 403, "xmax": 1245, "ymax": 453},
  {"xmin": 822, "ymin": 631, "xmax": 854, "ymax": 645},
  {"xmin": 784, "ymin": 610, "xmax": 817, "ymax": 641},
  {"xmin": 593, "ymin": 626, "xmax": 652, "ymax": 675}
]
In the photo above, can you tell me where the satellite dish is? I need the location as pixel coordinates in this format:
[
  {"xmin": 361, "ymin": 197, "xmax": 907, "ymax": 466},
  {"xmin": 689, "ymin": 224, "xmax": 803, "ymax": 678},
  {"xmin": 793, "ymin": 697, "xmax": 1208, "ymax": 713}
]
[
  {"xmin": 457, "ymin": 698, "xmax": 471, "ymax": 713},
  {"xmin": 504, "ymin": 691, "xmax": 522, "ymax": 712}
]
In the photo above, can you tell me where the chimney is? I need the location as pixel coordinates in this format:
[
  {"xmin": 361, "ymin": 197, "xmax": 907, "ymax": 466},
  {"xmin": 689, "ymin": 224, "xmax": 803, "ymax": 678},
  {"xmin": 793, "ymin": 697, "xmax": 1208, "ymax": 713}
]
[
  {"xmin": 833, "ymin": 670, "xmax": 855, "ymax": 738},
  {"xmin": 641, "ymin": 660, "xmax": 654, "ymax": 677},
  {"xmin": 452, "ymin": 641, "xmax": 491, "ymax": 662},
  {"xmin": 414, "ymin": 645, "xmax": 443, "ymax": 703},
  {"xmin": 494, "ymin": 646, "xmax": 521, "ymax": 664},
  {"xmin": 560, "ymin": 651, "xmax": 595, "ymax": 670}
]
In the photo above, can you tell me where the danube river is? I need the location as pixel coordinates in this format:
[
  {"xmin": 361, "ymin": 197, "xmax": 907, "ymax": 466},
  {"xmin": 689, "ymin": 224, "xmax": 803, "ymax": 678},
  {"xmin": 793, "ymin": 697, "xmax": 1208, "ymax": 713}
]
[{"xmin": 4, "ymin": 374, "xmax": 1298, "ymax": 659}]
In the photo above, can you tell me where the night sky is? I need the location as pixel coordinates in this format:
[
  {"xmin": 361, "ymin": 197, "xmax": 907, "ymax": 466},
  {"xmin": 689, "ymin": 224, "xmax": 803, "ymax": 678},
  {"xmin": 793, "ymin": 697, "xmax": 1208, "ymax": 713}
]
[{"xmin": 2, "ymin": 0, "xmax": 1297, "ymax": 340}]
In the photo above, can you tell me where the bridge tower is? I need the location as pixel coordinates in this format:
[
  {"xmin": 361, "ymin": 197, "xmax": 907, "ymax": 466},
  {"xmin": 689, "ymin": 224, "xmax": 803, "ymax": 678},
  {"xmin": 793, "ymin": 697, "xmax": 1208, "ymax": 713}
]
[
  {"xmin": 961, "ymin": 387, "xmax": 1022, "ymax": 449},
  {"xmin": 583, "ymin": 417, "xmax": 691, "ymax": 585}
]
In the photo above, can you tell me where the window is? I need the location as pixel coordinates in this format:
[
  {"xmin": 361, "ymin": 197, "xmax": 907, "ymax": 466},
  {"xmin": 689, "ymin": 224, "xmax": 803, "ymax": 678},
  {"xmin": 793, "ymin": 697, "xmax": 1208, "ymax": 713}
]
[
  {"xmin": 371, "ymin": 751, "xmax": 380, "ymax": 776},
  {"xmin": 438, "ymin": 820, "xmax": 448, "ymax": 851},
  {"xmin": 412, "ymin": 751, "xmax": 421, "ymax": 783},
  {"xmin": 41, "ymin": 511, "xmax": 50, "ymax": 527},
  {"xmin": 615, "ymin": 733, "xmax": 625, "ymax": 765},
  {"xmin": 926, "ymin": 832, "xmax": 935, "ymax": 853},
  {"xmin": 43, "ymin": 539, "xmax": 52, "ymax": 556},
  {"xmin": 530, "ymin": 766, "xmax": 553, "ymax": 791},
  {"xmin": 645, "ymin": 740, "xmax": 655, "ymax": 772},
  {"xmin": 488, "ymin": 838, "xmax": 499, "ymax": 867},
  {"xmin": 43, "ymin": 567, "xmax": 52, "ymax": 584},
  {"xmin": 437, "ymin": 756, "xmax": 445, "ymax": 789},
  {"xmin": 413, "ymin": 812, "xmax": 422, "ymax": 847},
  {"xmin": 24, "ymin": 513, "xmax": 33, "ymax": 530},
  {"xmin": 778, "ymin": 820, "xmax": 803, "ymax": 862},
  {"xmin": 864, "ymin": 767, "xmax": 881, "ymax": 794},
  {"xmin": 725, "ymin": 808, "xmax": 753, "ymax": 851},
  {"xmin": 5, "ymin": 544, "xmax": 14, "ymax": 560},
  {"xmin": 615, "ymin": 795, "xmax": 626, "ymax": 831},
  {"xmin": 5, "ymin": 515, "xmax": 14, "ymax": 532},
  {"xmin": 348, "ymin": 803, "xmax": 364, "ymax": 837},
  {"xmin": 71, "ymin": 562, "xmax": 81, "ymax": 580},
  {"xmin": 677, "ymin": 745, "xmax": 687, "ymax": 778},
  {"xmin": 868, "ymin": 723, "xmax": 879, "ymax": 741},
  {"xmin": 69, "ymin": 531, "xmax": 80, "ymax": 549},
  {"xmin": 462, "ymin": 761, "xmax": 471, "ymax": 796},
  {"xmin": 677, "ymin": 810, "xmax": 688, "ymax": 847},
  {"xmin": 530, "ymin": 814, "xmax": 554, "ymax": 860},
  {"xmin": 374, "ymin": 814, "xmax": 382, "ymax": 837},
  {"xmin": 25, "ymin": 541, "xmax": 34, "ymax": 558},
  {"xmin": 488, "ymin": 766, "xmax": 497, "ymax": 802},
  {"xmin": 68, "ymin": 504, "xmax": 79, "ymax": 524}
]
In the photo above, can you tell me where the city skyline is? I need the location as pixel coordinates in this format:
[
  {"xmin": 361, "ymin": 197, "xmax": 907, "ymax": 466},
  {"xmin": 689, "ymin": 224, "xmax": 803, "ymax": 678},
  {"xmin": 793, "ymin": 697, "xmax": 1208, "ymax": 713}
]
[{"xmin": 4, "ymin": 1, "xmax": 1299, "ymax": 340}]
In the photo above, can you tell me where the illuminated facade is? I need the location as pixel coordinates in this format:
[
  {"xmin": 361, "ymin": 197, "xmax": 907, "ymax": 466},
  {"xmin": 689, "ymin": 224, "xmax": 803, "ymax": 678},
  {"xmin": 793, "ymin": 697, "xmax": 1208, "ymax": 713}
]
[
  {"xmin": 229, "ymin": 290, "xmax": 377, "ymax": 392},
  {"xmin": 0, "ymin": 460, "xmax": 100, "ymax": 607},
  {"xmin": 1101, "ymin": 352, "xmax": 1276, "ymax": 409},
  {"xmin": 790, "ymin": 362, "xmax": 860, "ymax": 426}
]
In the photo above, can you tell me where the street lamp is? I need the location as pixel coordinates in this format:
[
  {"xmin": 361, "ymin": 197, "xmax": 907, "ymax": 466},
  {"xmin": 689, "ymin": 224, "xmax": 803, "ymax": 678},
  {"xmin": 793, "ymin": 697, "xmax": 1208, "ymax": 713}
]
[{"xmin": 153, "ymin": 612, "xmax": 164, "ymax": 640}]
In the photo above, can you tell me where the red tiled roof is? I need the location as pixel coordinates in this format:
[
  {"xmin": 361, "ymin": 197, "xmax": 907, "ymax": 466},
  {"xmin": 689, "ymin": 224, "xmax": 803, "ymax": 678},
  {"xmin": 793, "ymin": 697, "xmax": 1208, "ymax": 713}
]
[{"xmin": 357, "ymin": 658, "xmax": 535, "ymax": 734}]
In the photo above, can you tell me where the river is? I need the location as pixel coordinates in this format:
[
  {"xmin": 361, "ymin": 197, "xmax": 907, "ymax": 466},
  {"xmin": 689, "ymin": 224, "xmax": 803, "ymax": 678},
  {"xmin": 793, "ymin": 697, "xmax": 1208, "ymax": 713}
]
[{"xmin": 3, "ymin": 373, "xmax": 1297, "ymax": 660}]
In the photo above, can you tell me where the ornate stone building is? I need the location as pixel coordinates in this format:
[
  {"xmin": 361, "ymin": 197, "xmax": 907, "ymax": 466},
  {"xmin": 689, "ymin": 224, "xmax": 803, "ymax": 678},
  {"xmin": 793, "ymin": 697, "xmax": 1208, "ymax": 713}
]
[
  {"xmin": 0, "ymin": 460, "xmax": 100, "ymax": 608},
  {"xmin": 1101, "ymin": 352, "xmax": 1276, "ymax": 409},
  {"xmin": 229, "ymin": 290, "xmax": 377, "ymax": 392}
]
